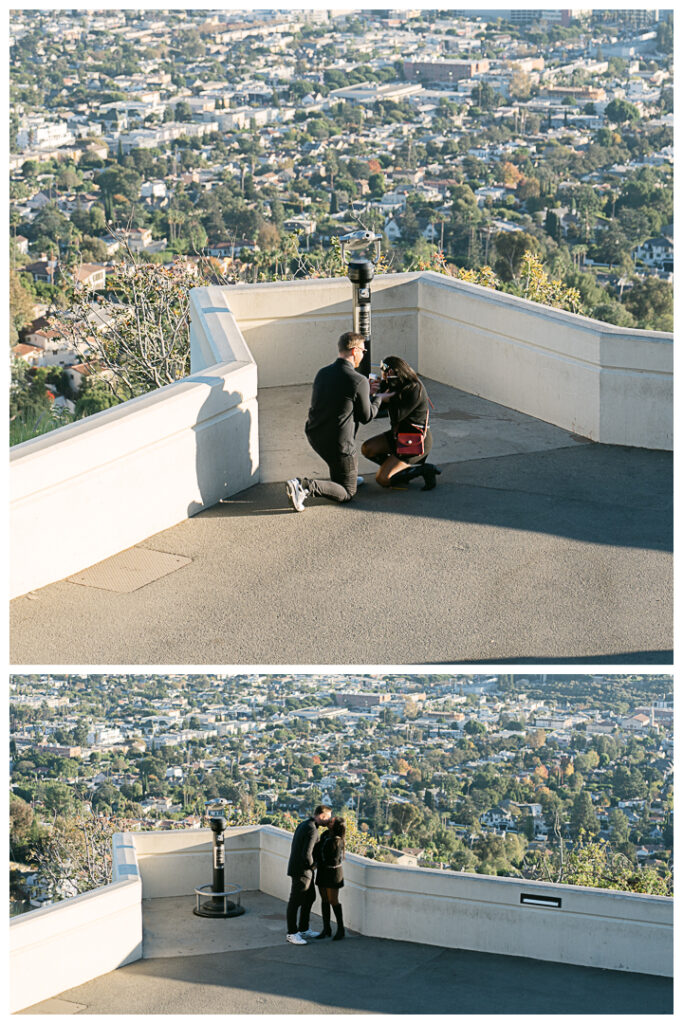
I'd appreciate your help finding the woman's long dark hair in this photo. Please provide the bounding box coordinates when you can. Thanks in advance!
[381,355,421,391]
[331,816,346,856]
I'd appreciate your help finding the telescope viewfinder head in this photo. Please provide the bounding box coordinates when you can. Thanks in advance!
[205,799,228,831]
[340,229,382,266]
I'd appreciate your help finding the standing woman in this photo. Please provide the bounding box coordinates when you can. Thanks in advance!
[314,817,346,940]
[361,356,441,490]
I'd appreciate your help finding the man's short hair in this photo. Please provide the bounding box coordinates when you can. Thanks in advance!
[314,804,332,817]
[338,331,365,354]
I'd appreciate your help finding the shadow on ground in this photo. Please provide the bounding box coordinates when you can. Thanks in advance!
[21,935,673,1015]
[9,441,672,664]
[214,444,672,554]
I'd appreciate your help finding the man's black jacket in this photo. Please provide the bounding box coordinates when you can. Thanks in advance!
[287,817,319,878]
[305,358,381,455]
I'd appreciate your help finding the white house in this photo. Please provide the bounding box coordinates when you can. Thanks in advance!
[632,235,673,272]
[384,217,402,242]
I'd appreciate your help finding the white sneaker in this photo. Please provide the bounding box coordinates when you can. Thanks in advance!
[356,475,365,487]
[301,928,321,939]
[286,932,307,945]
[286,478,309,512]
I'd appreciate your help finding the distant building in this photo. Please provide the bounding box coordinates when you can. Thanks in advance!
[11,343,43,365]
[403,59,490,84]
[16,117,75,152]
[540,85,607,102]
[633,235,673,273]
[24,257,59,285]
[334,692,391,709]
[72,263,107,291]
[283,214,316,236]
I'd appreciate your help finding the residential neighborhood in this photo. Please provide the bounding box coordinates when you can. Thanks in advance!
[9,8,673,442]
[9,673,673,912]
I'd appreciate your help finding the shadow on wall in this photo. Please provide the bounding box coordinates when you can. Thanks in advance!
[187,377,256,519]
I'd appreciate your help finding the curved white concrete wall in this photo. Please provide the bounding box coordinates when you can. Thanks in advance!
[9,876,142,1013]
[220,272,672,448]
[132,825,261,898]
[417,272,672,449]
[10,289,258,598]
[128,823,674,977]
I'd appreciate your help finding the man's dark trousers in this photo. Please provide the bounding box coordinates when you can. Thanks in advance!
[286,875,316,934]
[303,440,358,503]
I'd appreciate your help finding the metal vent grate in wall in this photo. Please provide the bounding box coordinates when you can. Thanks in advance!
[520,893,562,909]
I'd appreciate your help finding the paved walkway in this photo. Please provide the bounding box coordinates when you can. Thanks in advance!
[10,382,672,665]
[20,893,673,1015]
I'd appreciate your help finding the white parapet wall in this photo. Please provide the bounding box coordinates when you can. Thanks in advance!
[416,272,672,450]
[132,825,261,897]
[9,876,142,1013]
[10,287,258,599]
[127,823,675,976]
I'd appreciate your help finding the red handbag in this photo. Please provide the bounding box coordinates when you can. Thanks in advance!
[396,408,429,458]
[396,428,426,457]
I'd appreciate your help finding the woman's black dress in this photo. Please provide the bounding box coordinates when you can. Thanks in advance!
[316,833,345,889]
[384,379,432,465]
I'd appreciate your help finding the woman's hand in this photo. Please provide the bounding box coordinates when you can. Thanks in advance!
[377,391,394,401]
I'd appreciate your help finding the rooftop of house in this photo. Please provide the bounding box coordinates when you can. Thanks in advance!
[10,378,672,665]
[18,891,674,1015]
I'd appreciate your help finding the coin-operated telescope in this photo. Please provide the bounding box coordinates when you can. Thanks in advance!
[193,800,245,919]
[340,230,382,378]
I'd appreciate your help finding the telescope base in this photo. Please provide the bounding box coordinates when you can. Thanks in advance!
[193,899,245,919]
[193,883,245,918]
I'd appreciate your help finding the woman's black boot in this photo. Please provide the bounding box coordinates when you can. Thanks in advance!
[332,904,345,940]
[421,464,441,491]
[315,901,332,938]
[389,467,413,486]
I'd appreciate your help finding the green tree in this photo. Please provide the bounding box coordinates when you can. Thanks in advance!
[493,231,538,282]
[570,792,600,839]
[608,807,631,848]
[621,278,672,332]
[10,270,36,344]
[605,98,640,125]
[174,101,193,122]
[40,781,75,816]
[74,377,119,418]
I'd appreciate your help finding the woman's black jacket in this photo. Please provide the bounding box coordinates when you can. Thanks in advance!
[387,379,430,437]
[315,833,344,887]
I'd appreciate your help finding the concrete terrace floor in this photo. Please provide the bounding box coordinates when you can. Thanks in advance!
[10,380,672,665]
[19,891,673,1015]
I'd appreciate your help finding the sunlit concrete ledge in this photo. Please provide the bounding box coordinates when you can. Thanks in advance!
[10,273,672,598]
[10,291,258,598]
[9,825,673,1013]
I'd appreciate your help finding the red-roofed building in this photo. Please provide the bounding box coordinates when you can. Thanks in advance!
[11,343,43,365]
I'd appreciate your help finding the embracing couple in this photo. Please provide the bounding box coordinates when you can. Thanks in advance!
[286,804,346,945]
